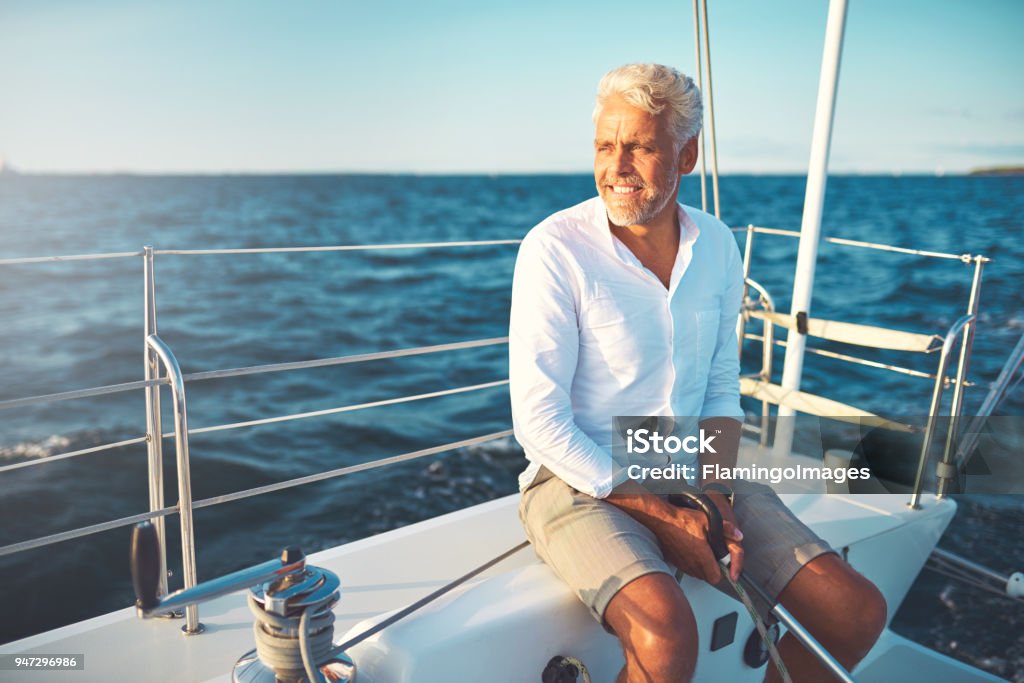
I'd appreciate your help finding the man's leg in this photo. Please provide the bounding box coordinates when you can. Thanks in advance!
[727,481,887,682]
[520,477,696,682]
[604,573,698,683]
[764,553,887,683]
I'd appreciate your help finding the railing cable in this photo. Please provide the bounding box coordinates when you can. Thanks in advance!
[0,430,513,558]
[186,380,509,435]
[183,337,508,383]
[0,251,143,266]
[0,437,149,474]
[155,240,520,256]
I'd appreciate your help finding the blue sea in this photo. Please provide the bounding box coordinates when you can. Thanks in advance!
[0,174,1022,677]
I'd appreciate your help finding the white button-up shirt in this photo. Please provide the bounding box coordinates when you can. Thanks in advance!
[510,196,744,499]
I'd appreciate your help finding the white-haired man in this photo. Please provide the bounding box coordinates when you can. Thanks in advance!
[511,63,886,682]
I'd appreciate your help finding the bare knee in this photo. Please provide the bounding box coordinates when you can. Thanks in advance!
[816,572,887,665]
[840,580,887,662]
[626,609,698,681]
[606,573,699,682]
[780,555,888,669]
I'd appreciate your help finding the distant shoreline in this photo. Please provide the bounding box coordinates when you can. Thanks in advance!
[968,166,1024,176]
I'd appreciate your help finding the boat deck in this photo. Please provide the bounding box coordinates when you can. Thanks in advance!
[1,484,970,682]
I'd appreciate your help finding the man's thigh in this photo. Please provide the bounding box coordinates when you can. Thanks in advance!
[519,477,676,630]
[730,479,836,612]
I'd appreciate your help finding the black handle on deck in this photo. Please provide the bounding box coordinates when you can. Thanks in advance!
[130,521,161,610]
[668,492,730,562]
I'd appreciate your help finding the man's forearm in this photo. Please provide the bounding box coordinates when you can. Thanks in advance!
[606,480,682,533]
[698,416,741,486]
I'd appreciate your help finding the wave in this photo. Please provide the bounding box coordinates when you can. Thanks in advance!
[0,434,71,460]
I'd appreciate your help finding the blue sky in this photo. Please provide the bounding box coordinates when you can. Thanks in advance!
[1,0,1021,174]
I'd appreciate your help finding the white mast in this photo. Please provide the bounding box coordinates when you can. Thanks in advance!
[773,0,849,456]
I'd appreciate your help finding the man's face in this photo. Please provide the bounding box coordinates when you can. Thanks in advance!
[593,95,693,227]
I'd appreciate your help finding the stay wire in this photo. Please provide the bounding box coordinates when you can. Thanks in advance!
[330,540,530,656]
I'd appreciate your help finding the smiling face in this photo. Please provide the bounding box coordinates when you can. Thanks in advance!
[593,95,695,228]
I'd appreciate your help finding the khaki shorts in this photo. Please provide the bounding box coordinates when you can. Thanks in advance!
[519,476,834,630]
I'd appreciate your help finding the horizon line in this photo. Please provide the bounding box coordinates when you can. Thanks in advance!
[0,168,1010,178]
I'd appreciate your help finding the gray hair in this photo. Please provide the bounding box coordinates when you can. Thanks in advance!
[592,63,703,149]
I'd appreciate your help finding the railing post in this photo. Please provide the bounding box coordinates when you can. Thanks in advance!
[736,225,755,359]
[143,246,169,601]
[745,279,775,447]
[909,314,974,509]
[146,334,204,635]
[937,256,987,497]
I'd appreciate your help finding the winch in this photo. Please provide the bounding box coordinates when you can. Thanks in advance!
[131,521,355,683]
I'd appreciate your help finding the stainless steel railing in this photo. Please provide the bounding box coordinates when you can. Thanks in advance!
[145,333,200,632]
[910,314,975,508]
[732,224,988,507]
[0,238,520,633]
[0,227,990,630]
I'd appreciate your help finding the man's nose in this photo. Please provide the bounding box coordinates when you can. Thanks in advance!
[611,147,634,175]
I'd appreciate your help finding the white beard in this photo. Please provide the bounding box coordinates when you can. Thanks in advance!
[600,168,679,227]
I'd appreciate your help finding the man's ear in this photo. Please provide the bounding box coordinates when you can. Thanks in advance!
[678,136,699,175]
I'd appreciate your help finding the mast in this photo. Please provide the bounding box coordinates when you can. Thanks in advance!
[773,0,849,456]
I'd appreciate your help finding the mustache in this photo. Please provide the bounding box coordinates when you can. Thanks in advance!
[601,176,647,188]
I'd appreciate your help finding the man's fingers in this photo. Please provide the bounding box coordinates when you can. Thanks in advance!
[724,520,743,542]
[720,520,744,581]
[727,540,744,581]
[702,548,722,584]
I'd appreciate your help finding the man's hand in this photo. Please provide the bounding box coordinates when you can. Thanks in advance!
[607,481,741,586]
[651,505,724,584]
[706,491,743,582]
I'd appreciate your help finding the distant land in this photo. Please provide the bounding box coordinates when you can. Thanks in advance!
[968,166,1024,176]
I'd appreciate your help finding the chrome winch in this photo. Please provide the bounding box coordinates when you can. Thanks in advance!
[131,521,356,683]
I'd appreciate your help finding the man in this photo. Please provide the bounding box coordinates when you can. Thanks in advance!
[510,64,886,682]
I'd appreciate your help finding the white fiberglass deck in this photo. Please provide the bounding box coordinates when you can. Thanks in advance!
[1,480,984,683]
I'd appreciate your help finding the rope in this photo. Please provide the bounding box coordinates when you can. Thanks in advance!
[248,592,335,681]
[669,491,791,682]
[561,656,592,683]
[300,610,328,683]
[720,568,792,683]
[545,655,593,683]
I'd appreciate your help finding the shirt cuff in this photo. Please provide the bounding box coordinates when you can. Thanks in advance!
[700,396,745,422]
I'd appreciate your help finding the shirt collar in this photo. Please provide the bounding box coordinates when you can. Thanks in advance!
[591,196,702,262]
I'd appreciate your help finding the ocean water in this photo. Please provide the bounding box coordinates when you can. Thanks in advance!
[0,174,1022,677]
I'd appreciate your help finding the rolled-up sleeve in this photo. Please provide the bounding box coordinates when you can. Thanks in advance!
[700,235,745,421]
[509,234,616,498]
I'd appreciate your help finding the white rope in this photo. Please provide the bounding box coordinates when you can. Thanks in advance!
[248,593,334,681]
